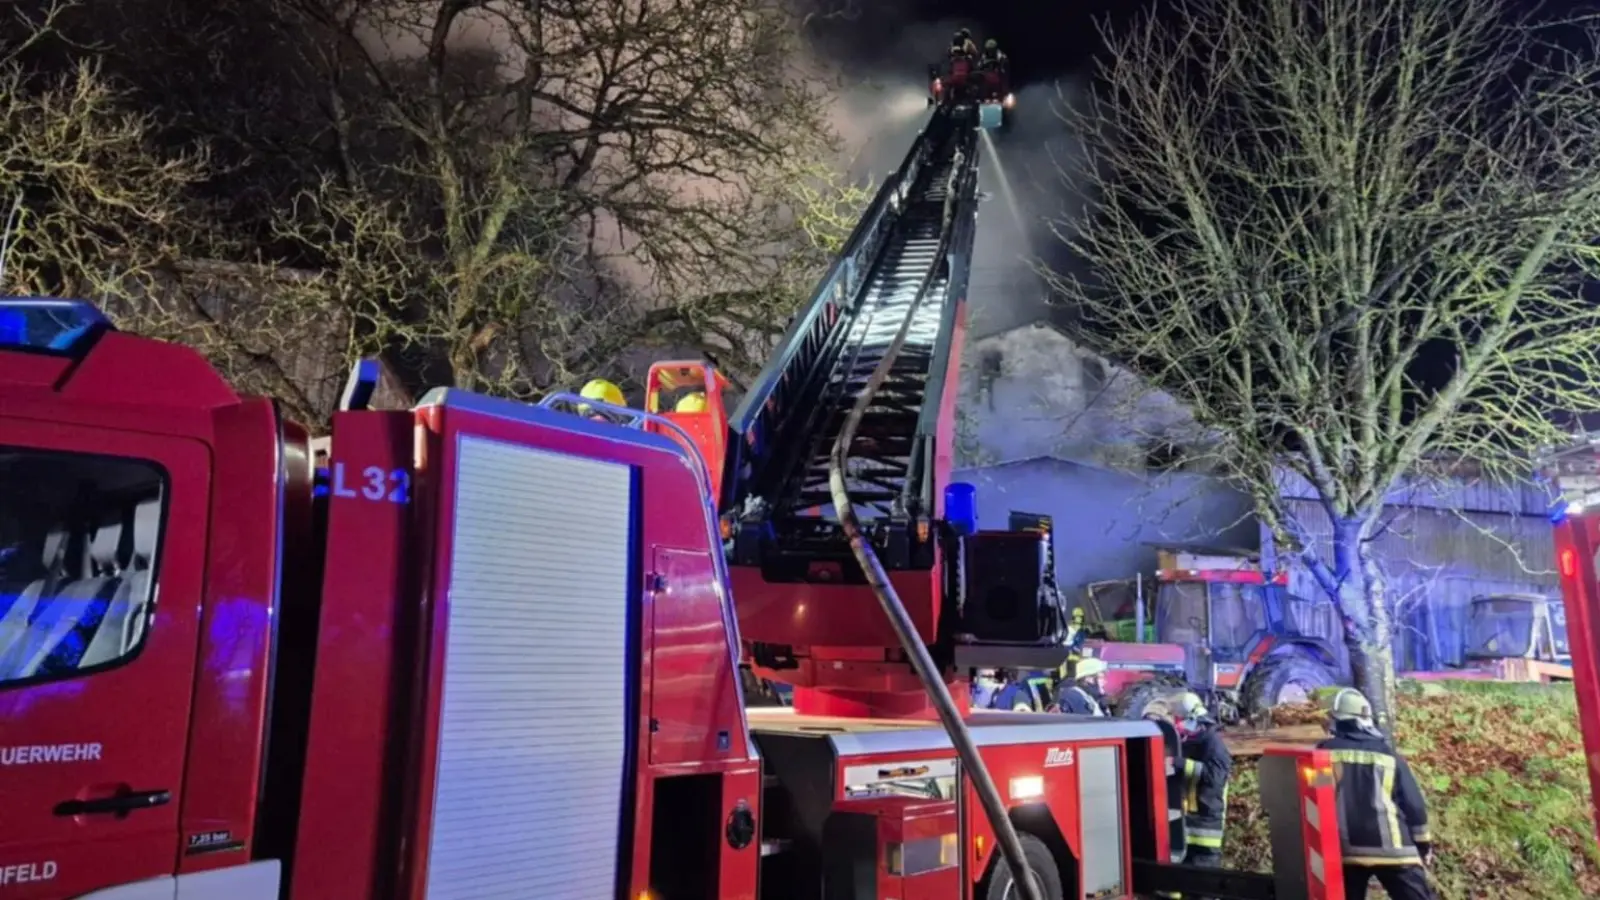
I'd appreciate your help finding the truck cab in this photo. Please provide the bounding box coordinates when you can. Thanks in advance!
[0,298,307,897]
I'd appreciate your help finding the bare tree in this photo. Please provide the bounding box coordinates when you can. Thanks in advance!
[1048,0,1600,722]
[0,19,207,319]
[79,0,853,402]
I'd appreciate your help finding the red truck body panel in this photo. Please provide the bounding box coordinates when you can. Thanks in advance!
[1553,514,1600,845]
[291,409,418,898]
[397,393,759,898]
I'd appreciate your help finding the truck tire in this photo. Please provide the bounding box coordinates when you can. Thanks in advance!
[1111,677,1189,719]
[984,833,1063,900]
[1240,652,1338,720]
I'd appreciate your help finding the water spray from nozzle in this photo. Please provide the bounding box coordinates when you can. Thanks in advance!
[979,128,1028,236]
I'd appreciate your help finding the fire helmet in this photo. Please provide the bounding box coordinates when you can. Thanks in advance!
[580,378,625,407]
[1327,688,1374,723]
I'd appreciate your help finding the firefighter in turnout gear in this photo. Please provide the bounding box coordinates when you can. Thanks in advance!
[1319,689,1438,900]
[1054,607,1088,682]
[951,27,977,59]
[1055,658,1106,716]
[1176,693,1231,869]
[979,38,1006,70]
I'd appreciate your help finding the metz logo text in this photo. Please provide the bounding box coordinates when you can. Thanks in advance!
[1044,748,1074,768]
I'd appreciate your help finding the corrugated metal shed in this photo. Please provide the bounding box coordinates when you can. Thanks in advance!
[1273,466,1554,516]
[1273,493,1558,671]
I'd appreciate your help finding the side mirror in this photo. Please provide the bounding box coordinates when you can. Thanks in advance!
[339,358,381,412]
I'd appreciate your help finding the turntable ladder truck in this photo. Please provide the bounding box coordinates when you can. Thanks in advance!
[0,105,1359,900]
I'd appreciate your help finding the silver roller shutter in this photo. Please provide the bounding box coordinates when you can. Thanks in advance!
[424,434,634,899]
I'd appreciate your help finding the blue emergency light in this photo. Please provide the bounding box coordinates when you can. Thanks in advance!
[944,481,978,536]
[0,298,110,356]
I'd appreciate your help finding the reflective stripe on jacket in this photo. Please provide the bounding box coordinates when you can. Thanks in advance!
[1180,724,1232,848]
[1317,722,1432,866]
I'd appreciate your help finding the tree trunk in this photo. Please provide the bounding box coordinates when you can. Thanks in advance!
[1362,562,1399,732]
[1322,515,1399,732]
[449,339,479,390]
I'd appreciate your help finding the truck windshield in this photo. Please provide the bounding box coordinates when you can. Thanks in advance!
[0,447,166,686]
[1464,600,1536,659]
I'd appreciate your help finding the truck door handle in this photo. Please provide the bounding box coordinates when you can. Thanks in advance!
[54,788,171,817]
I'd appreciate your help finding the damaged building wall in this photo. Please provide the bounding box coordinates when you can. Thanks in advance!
[953,317,1558,670]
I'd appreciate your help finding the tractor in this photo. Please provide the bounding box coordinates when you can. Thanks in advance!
[1082,546,1347,724]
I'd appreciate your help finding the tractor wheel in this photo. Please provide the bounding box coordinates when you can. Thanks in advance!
[1111,678,1189,720]
[1240,652,1339,722]
[984,833,1063,900]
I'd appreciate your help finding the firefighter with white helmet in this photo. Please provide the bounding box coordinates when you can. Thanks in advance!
[1055,657,1107,716]
[1318,688,1437,900]
[1174,692,1232,875]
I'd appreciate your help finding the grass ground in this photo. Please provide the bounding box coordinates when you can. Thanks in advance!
[1221,680,1600,900]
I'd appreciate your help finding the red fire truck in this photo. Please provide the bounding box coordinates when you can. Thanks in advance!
[0,298,1356,900]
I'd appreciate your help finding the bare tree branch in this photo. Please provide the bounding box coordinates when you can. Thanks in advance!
[1046,0,1600,724]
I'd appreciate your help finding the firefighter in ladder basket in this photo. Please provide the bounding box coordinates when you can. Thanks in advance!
[951,27,977,59]
[1319,688,1438,900]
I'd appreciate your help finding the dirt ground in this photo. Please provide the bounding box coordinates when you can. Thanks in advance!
[1222,722,1326,757]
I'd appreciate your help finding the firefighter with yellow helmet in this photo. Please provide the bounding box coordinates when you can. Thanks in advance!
[580,378,625,406]
[1054,606,1088,682]
[675,392,708,413]
[578,378,627,420]
[1055,658,1107,716]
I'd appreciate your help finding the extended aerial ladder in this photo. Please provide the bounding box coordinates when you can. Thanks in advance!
[701,104,1071,726]
[624,98,1341,898]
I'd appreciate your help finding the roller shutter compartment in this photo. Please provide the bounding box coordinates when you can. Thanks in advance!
[424,435,634,899]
